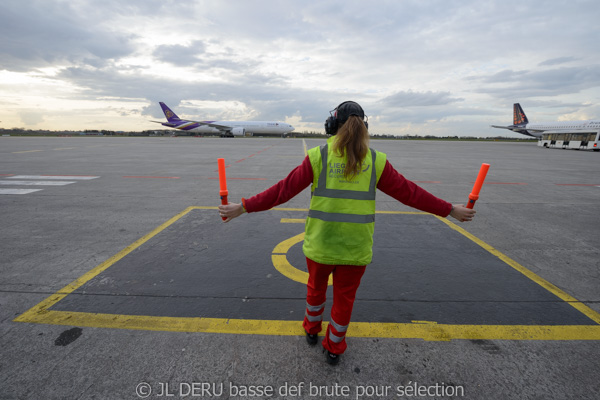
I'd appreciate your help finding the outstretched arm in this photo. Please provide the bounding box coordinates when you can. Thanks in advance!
[377,160,453,217]
[218,156,313,222]
[377,160,476,223]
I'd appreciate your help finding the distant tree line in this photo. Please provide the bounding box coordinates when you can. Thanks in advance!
[0,127,536,141]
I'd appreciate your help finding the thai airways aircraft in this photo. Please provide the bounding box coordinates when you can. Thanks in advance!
[151,102,294,137]
[491,103,600,138]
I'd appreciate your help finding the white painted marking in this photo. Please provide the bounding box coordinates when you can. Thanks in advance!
[7,175,99,180]
[0,180,75,186]
[0,189,44,195]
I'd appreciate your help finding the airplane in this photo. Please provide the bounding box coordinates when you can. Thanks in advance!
[491,103,600,138]
[151,102,295,137]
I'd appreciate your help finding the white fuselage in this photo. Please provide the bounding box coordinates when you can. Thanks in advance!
[187,121,294,135]
[526,120,600,135]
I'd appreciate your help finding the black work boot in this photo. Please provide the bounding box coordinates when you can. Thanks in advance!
[305,332,318,346]
[325,350,340,365]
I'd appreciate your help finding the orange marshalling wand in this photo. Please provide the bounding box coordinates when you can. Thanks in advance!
[467,163,490,209]
[218,158,228,220]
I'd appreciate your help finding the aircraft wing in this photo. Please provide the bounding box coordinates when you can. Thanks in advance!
[151,120,179,127]
[151,117,233,131]
[491,125,545,133]
[185,120,234,132]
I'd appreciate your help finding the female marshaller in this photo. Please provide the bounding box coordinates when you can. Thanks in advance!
[219,101,476,365]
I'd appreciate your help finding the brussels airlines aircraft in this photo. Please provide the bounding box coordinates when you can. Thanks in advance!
[491,103,600,138]
[151,102,294,137]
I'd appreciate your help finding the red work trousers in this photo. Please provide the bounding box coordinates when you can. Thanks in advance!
[302,257,366,355]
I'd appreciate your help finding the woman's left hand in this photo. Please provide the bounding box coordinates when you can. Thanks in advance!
[449,204,476,222]
[218,203,245,222]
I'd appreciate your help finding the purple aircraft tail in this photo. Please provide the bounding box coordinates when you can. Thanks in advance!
[159,102,181,122]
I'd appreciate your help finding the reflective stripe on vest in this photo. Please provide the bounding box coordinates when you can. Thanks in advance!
[307,209,375,224]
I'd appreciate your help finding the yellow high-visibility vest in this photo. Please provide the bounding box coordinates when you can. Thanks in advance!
[303,137,387,265]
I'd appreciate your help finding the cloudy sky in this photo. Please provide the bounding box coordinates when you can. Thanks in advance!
[1,0,599,137]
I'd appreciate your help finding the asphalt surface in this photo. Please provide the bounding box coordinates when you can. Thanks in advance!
[1,136,599,399]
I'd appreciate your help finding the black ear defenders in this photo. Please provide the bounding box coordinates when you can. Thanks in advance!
[324,101,368,135]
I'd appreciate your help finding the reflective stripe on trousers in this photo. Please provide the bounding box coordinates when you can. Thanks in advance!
[306,301,325,313]
[328,318,349,343]
[304,311,323,322]
[305,301,325,322]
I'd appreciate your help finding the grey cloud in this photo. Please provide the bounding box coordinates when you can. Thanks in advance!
[515,99,592,109]
[152,40,263,76]
[538,57,578,67]
[57,63,337,123]
[382,91,464,108]
[153,41,207,66]
[471,65,600,100]
[375,105,493,125]
[475,70,529,84]
[0,1,135,71]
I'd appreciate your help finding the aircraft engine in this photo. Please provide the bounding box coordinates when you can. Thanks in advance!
[231,127,246,136]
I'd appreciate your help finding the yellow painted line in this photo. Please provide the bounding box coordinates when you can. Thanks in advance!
[14,207,600,341]
[280,218,305,223]
[273,232,304,254]
[435,216,600,325]
[53,147,76,150]
[349,322,600,341]
[16,309,600,340]
[189,207,422,215]
[12,150,43,154]
[18,310,304,335]
[272,208,429,214]
[271,232,332,286]
[272,254,319,285]
[376,211,429,215]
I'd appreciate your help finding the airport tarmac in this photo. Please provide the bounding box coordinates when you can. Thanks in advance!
[1,136,599,399]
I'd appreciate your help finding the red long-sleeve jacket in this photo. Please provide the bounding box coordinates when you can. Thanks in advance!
[243,156,452,217]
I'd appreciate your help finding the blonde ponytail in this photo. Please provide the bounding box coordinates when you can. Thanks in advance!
[332,116,370,181]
